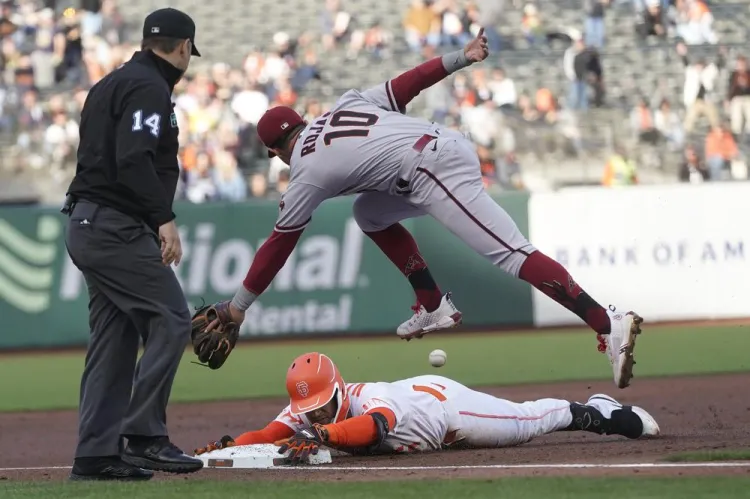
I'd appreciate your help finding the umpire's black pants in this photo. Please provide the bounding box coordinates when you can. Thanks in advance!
[64,200,191,458]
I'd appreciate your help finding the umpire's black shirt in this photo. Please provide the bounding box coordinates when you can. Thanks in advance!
[67,50,183,232]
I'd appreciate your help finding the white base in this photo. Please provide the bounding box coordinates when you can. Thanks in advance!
[194,444,333,469]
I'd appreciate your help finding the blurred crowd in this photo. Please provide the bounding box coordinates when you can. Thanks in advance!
[0,0,744,203]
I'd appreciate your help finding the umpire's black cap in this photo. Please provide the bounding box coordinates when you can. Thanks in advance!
[143,8,201,57]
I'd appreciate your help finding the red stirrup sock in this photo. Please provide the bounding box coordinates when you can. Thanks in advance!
[519,251,611,335]
[364,224,442,312]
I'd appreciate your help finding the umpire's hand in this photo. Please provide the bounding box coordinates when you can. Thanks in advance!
[159,220,183,266]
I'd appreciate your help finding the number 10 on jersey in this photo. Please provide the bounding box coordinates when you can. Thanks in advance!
[323,110,379,145]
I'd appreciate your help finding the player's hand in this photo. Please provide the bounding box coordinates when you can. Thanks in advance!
[275,425,329,465]
[463,27,489,63]
[159,220,182,266]
[205,301,246,332]
[194,435,236,455]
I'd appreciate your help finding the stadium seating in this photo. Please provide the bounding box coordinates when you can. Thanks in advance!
[1,0,748,201]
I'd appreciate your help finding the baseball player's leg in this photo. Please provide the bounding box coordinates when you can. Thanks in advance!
[72,275,140,459]
[446,381,573,448]
[353,192,462,339]
[68,205,199,471]
[565,394,660,439]
[113,249,192,441]
[414,138,640,388]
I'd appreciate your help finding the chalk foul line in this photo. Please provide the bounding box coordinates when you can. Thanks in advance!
[2,462,750,472]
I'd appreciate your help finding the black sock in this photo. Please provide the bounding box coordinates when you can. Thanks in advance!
[407,268,442,312]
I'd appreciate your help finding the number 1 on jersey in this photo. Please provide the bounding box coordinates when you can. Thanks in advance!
[324,110,379,145]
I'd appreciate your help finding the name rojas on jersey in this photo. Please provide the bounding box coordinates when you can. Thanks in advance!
[58,219,366,335]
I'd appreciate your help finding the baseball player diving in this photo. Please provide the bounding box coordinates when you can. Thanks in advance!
[197,28,643,389]
[194,353,660,463]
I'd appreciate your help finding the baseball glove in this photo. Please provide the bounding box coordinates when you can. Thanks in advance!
[191,301,240,370]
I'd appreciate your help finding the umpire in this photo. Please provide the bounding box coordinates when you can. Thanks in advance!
[62,8,203,481]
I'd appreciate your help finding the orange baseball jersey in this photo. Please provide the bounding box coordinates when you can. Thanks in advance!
[274,376,456,453]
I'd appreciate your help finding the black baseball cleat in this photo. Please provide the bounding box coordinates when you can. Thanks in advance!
[565,394,660,439]
[122,436,204,474]
[69,456,154,481]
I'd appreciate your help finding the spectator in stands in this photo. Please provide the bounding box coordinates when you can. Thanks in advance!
[584,0,609,49]
[470,67,492,102]
[213,150,247,202]
[488,68,516,109]
[474,0,502,51]
[535,87,555,120]
[275,168,290,195]
[704,123,739,180]
[16,87,45,134]
[727,55,750,137]
[679,42,720,132]
[521,4,544,47]
[630,96,660,145]
[272,79,298,107]
[321,0,353,51]
[674,0,717,45]
[654,98,685,151]
[678,143,709,183]
[465,99,502,149]
[475,144,498,190]
[363,20,392,59]
[185,152,218,203]
[517,92,541,122]
[497,152,525,190]
[602,145,638,186]
[425,79,453,123]
[231,80,270,129]
[436,0,471,48]
[403,0,441,54]
[290,49,321,92]
[636,0,666,40]
[44,108,78,171]
[564,37,599,110]
[249,171,271,199]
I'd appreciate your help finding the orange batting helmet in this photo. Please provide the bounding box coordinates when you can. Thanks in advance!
[286,352,350,424]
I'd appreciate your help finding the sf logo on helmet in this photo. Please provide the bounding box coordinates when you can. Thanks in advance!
[296,381,310,398]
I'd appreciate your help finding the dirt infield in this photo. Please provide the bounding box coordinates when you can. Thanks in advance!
[1,372,749,482]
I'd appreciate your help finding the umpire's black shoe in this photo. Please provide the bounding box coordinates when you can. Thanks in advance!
[122,436,204,474]
[69,456,154,481]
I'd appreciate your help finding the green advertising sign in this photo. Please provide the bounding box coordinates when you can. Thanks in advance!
[0,193,534,350]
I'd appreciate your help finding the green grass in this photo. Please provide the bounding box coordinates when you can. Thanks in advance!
[1,324,748,412]
[3,477,750,499]
[662,449,750,462]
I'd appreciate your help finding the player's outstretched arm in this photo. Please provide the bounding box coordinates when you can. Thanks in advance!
[194,421,295,454]
[386,27,489,111]
[227,183,327,319]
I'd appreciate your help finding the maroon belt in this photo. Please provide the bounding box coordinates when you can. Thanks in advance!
[413,134,438,153]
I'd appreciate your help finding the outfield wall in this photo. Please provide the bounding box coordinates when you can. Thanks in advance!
[0,184,747,350]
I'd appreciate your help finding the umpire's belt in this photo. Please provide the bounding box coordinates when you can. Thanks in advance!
[64,198,102,222]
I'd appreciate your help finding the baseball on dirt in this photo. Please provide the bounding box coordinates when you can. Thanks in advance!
[429,349,447,367]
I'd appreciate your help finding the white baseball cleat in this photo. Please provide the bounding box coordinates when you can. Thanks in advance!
[397,292,463,341]
[597,306,643,389]
[585,393,661,438]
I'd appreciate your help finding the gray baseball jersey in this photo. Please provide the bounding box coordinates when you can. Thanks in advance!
[274,81,436,232]
[276,80,536,278]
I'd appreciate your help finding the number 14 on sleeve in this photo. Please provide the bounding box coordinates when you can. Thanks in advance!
[132,110,161,137]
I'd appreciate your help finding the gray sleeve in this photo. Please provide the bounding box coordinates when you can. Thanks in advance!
[275,182,328,232]
[358,82,400,113]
